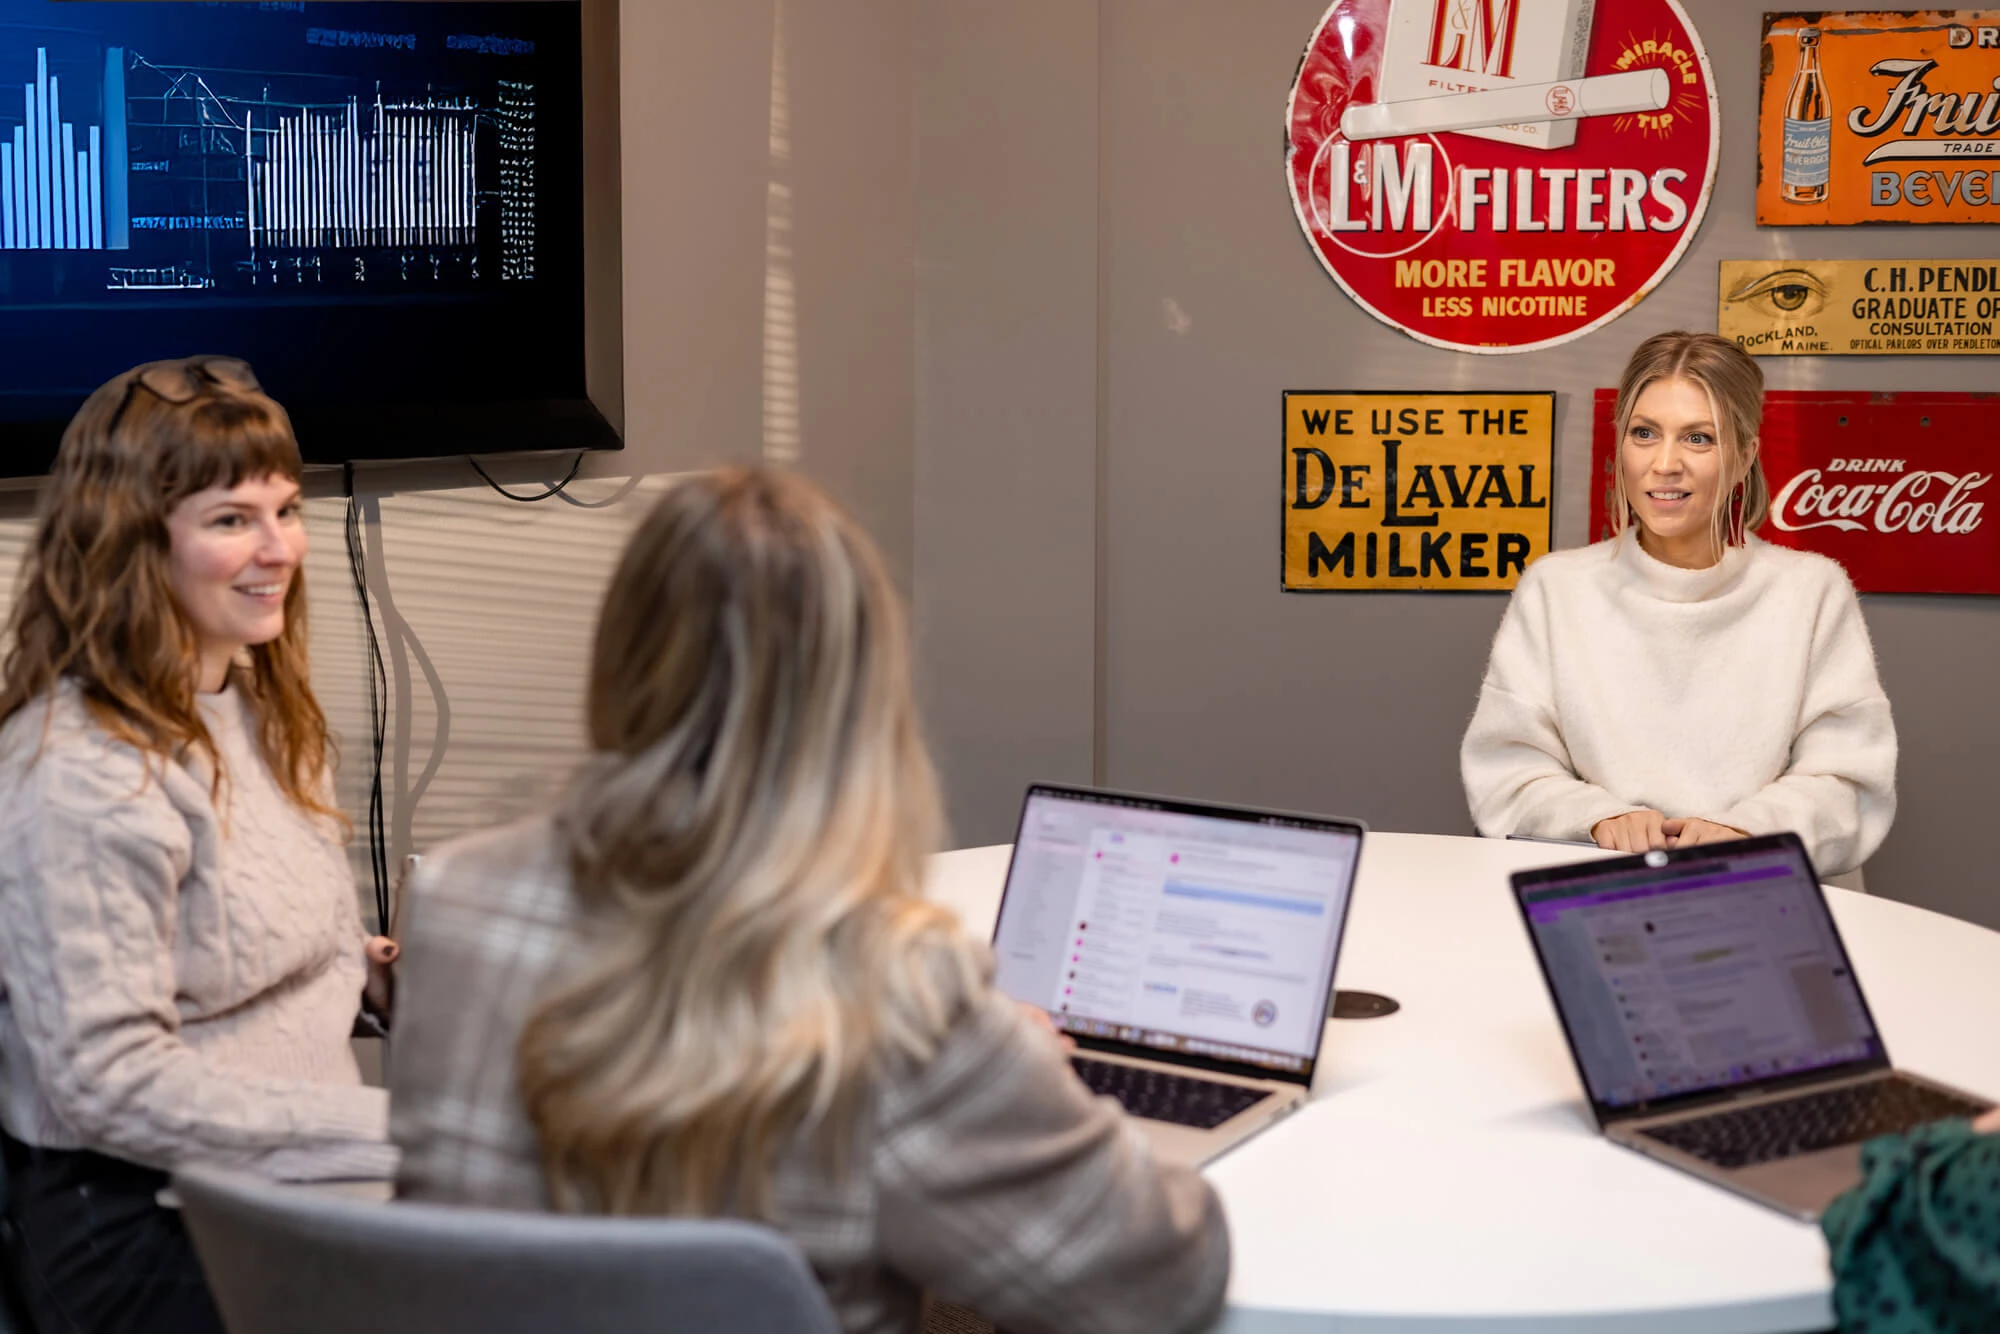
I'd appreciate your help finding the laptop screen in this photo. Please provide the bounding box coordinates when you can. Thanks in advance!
[1515,836,1887,1113]
[992,786,1362,1082]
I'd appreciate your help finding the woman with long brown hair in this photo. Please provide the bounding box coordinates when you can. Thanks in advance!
[388,467,1228,1334]
[1460,331,1896,874]
[0,358,396,1334]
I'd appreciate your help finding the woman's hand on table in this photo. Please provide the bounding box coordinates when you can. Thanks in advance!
[1592,812,1748,852]
[1664,817,1747,848]
[1592,810,1670,853]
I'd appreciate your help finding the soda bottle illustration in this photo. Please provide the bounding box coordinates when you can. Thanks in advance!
[1782,26,1830,203]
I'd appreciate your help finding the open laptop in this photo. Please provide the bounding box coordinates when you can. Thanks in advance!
[1512,832,1992,1220]
[990,784,1363,1165]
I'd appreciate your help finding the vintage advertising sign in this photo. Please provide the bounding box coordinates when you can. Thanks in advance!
[1758,12,2000,225]
[1284,391,1555,591]
[1589,389,2000,594]
[1720,258,2000,353]
[1284,0,1719,353]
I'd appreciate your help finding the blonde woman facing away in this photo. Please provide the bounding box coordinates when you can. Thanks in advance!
[1460,331,1895,876]
[0,359,396,1334]
[387,468,1228,1334]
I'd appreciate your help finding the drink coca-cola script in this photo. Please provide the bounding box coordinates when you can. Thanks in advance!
[1591,390,2000,594]
[1770,463,1989,535]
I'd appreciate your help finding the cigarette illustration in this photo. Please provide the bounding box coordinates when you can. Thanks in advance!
[1340,70,1670,143]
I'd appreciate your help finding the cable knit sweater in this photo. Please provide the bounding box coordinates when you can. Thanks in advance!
[0,681,394,1180]
[1460,532,1897,876]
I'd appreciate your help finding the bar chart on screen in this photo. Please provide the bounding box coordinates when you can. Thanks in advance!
[1,47,115,251]
[0,0,594,472]
[247,97,478,251]
[0,11,547,292]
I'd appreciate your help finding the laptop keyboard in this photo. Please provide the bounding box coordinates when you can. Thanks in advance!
[1638,1079,1987,1170]
[1070,1057,1272,1129]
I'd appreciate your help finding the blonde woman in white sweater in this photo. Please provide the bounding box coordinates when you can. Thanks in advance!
[0,359,396,1334]
[1460,331,1895,877]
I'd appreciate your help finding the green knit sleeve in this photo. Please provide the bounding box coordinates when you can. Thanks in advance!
[1822,1119,2000,1333]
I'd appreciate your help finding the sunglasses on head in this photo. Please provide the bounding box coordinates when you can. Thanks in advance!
[107,356,262,435]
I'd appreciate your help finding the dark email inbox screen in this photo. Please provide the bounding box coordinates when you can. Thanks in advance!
[1522,849,1883,1109]
[0,0,586,471]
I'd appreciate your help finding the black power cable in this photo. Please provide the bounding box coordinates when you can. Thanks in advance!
[342,452,587,927]
[342,466,392,935]
[467,451,585,502]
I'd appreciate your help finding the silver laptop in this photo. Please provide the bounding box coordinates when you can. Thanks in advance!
[991,784,1363,1165]
[1512,832,1992,1220]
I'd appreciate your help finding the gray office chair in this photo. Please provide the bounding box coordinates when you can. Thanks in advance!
[0,1157,17,1334]
[174,1165,841,1334]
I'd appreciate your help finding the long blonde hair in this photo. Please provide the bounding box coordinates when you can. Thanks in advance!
[1609,331,1770,561]
[518,467,984,1218]
[0,358,337,818]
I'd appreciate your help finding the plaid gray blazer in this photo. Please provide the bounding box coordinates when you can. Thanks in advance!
[386,815,1230,1334]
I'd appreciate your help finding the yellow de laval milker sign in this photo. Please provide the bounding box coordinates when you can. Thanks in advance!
[1282,392,1555,591]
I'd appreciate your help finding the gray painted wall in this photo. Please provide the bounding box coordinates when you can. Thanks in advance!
[915,3,1102,845]
[611,0,920,581]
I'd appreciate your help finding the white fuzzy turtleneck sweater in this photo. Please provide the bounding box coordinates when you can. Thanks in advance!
[0,681,394,1180]
[1460,532,1897,876]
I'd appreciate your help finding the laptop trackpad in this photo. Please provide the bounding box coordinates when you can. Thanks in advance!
[1729,1142,1864,1218]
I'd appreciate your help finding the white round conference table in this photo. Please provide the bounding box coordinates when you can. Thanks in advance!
[921,832,2000,1333]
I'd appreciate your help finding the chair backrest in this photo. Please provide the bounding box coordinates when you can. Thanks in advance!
[174,1165,842,1334]
[0,1155,19,1334]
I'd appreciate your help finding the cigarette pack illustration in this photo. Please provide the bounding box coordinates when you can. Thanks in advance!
[1374,0,1599,150]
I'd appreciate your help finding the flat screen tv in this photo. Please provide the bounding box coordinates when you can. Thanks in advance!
[0,0,616,475]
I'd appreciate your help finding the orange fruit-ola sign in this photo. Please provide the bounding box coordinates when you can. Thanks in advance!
[1758,11,2000,224]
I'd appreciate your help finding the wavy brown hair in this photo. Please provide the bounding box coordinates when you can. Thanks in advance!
[517,467,983,1218]
[0,358,338,818]
[1610,331,1771,562]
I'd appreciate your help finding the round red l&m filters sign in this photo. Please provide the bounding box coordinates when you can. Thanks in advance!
[1286,0,1719,352]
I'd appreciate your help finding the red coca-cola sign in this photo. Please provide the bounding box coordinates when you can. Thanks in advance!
[1285,0,1719,353]
[1589,390,2000,594]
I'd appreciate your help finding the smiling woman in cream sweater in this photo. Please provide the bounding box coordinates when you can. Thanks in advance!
[1460,331,1896,876]
[0,359,395,1334]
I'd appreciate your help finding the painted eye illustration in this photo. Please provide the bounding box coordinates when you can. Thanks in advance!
[1727,267,1827,318]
